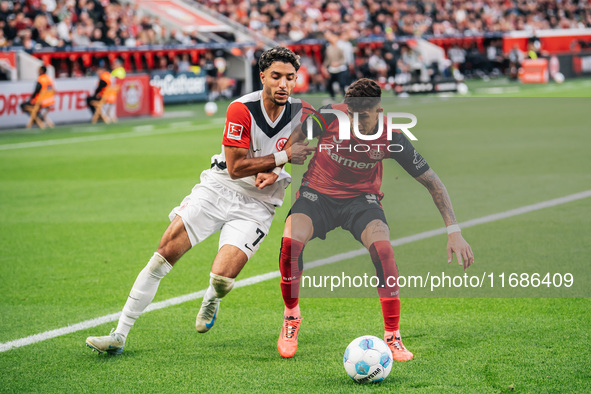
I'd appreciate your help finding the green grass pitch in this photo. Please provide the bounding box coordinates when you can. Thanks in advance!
[0,78,590,392]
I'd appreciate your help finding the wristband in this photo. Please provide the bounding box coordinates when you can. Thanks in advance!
[272,167,282,176]
[446,224,461,235]
[274,151,288,166]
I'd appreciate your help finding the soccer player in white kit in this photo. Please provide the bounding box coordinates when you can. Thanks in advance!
[86,47,316,354]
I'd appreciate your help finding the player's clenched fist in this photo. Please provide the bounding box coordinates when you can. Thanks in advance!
[255,172,278,189]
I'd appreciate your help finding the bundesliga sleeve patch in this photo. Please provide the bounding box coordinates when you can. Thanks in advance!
[226,122,244,140]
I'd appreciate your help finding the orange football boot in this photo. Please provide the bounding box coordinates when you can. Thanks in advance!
[386,332,414,361]
[277,316,301,358]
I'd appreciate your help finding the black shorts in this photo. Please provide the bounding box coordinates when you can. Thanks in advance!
[288,186,388,242]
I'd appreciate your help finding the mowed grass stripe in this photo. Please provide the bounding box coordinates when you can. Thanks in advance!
[1,188,589,353]
[0,120,221,151]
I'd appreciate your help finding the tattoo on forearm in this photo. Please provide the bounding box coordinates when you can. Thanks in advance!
[416,169,457,226]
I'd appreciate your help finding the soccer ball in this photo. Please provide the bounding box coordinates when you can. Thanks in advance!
[343,335,392,383]
[204,101,218,116]
[457,82,469,95]
[553,72,565,84]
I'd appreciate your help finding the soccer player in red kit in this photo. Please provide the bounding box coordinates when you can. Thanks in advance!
[269,78,474,360]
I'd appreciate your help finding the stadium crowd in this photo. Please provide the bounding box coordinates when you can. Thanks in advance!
[206,0,591,42]
[1,0,590,50]
[1,0,590,87]
[0,0,192,49]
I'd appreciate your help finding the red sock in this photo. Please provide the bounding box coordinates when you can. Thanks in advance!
[369,240,400,332]
[279,237,305,311]
[380,298,400,332]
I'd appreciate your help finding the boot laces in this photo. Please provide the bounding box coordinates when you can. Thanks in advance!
[283,318,300,340]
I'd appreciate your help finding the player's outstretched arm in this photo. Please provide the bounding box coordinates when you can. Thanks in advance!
[415,168,475,271]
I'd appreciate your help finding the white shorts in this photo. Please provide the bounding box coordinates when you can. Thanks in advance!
[169,172,275,260]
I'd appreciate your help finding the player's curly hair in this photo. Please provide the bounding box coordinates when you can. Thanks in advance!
[259,46,301,72]
[344,78,382,110]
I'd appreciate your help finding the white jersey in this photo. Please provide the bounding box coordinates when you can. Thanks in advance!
[205,90,308,206]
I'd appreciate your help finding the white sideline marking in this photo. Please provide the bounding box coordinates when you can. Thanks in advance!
[475,87,521,95]
[170,121,193,128]
[132,125,155,132]
[0,123,205,151]
[0,190,589,353]
[162,111,195,119]
[74,126,102,133]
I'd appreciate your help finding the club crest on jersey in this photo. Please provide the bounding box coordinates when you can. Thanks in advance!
[276,137,288,151]
[368,149,385,160]
[227,122,244,140]
[332,135,344,145]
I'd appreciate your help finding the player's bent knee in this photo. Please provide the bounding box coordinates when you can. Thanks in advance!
[156,244,189,266]
[148,252,173,278]
[369,241,398,275]
[369,240,395,261]
[157,217,192,264]
[285,214,314,244]
[361,219,390,247]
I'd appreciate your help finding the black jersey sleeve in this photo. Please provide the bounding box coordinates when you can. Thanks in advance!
[388,132,430,178]
[302,104,338,138]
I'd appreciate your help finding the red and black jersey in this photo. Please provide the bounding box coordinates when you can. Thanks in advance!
[302,103,429,199]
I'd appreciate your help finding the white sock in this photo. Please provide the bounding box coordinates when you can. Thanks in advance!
[203,272,235,303]
[115,253,172,339]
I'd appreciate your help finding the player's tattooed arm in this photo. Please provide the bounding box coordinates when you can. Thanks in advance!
[415,168,475,270]
[415,168,457,226]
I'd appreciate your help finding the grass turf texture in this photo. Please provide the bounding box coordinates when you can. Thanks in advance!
[0,78,590,392]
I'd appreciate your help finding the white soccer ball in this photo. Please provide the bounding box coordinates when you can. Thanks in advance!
[553,72,565,84]
[343,335,393,383]
[457,82,469,95]
[204,101,218,116]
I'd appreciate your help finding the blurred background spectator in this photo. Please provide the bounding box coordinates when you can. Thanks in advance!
[1,0,589,50]
[1,0,589,92]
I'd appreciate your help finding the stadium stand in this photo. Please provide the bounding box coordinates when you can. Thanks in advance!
[2,0,589,49]
[197,0,591,41]
[1,0,590,92]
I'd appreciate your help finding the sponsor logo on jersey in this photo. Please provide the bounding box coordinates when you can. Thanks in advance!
[227,122,244,140]
[302,191,318,202]
[413,150,427,170]
[323,148,378,170]
[365,194,378,204]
